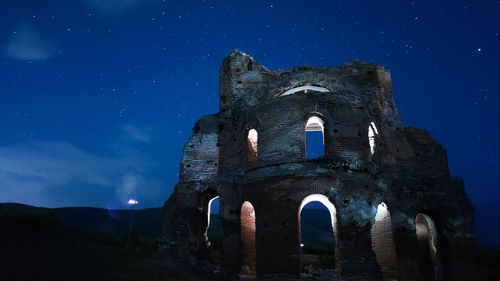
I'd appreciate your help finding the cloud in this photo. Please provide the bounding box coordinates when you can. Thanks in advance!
[84,0,156,14]
[121,125,151,143]
[0,141,164,208]
[5,24,55,61]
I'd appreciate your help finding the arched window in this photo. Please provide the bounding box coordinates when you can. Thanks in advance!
[247,129,258,167]
[280,86,330,97]
[368,122,379,157]
[299,194,337,273]
[371,203,398,279]
[241,201,256,276]
[205,196,221,247]
[305,116,325,159]
[416,213,442,281]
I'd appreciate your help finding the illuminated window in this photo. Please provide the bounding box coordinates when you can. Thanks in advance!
[305,116,325,159]
[247,129,258,167]
[368,122,379,157]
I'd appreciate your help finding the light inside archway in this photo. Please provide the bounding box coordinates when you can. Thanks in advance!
[248,129,258,153]
[305,116,325,158]
[368,122,379,156]
[280,85,330,97]
[205,196,219,245]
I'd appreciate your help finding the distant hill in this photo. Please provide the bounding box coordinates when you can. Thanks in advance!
[1,201,498,249]
[0,203,162,238]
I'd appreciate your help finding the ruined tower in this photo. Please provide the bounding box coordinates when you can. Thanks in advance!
[160,50,476,280]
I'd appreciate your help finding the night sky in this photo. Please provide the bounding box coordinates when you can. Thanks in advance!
[0,0,498,211]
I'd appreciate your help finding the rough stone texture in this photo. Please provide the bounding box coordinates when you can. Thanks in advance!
[160,50,478,280]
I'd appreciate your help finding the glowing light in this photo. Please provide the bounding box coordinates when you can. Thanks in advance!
[374,202,388,221]
[205,196,219,244]
[368,122,379,156]
[127,199,139,205]
[300,243,304,247]
[306,116,324,132]
[248,129,258,149]
[280,85,330,97]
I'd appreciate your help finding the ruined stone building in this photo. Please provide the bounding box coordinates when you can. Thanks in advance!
[160,51,477,280]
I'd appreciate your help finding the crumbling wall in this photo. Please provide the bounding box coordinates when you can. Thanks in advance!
[159,114,219,259]
[161,50,478,281]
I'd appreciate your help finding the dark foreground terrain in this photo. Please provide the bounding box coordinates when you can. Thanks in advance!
[0,203,223,281]
[0,203,499,280]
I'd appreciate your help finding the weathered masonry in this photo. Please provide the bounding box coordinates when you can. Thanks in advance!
[160,50,477,280]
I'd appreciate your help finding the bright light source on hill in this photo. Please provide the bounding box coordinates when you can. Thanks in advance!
[128,199,139,205]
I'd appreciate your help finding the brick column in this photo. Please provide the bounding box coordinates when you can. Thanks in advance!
[337,220,383,280]
[256,200,301,278]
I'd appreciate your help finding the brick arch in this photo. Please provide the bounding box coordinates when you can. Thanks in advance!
[370,202,399,279]
[288,104,334,126]
[267,69,341,99]
[298,194,338,271]
[240,201,257,276]
[416,213,443,281]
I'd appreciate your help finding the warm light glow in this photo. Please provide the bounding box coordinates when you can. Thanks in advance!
[368,122,379,156]
[247,128,258,154]
[127,199,139,205]
[241,201,256,276]
[280,85,330,96]
[248,128,258,143]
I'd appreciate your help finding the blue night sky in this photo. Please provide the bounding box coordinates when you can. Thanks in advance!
[0,0,498,210]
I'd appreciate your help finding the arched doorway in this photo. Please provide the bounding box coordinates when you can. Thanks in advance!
[298,194,337,273]
[370,202,398,279]
[416,213,442,281]
[204,195,222,248]
[240,201,256,276]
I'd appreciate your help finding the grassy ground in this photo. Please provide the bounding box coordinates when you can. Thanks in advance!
[0,211,216,281]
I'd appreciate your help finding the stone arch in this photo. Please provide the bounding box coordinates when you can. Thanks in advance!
[370,202,399,279]
[298,194,338,272]
[240,201,256,276]
[416,213,443,281]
